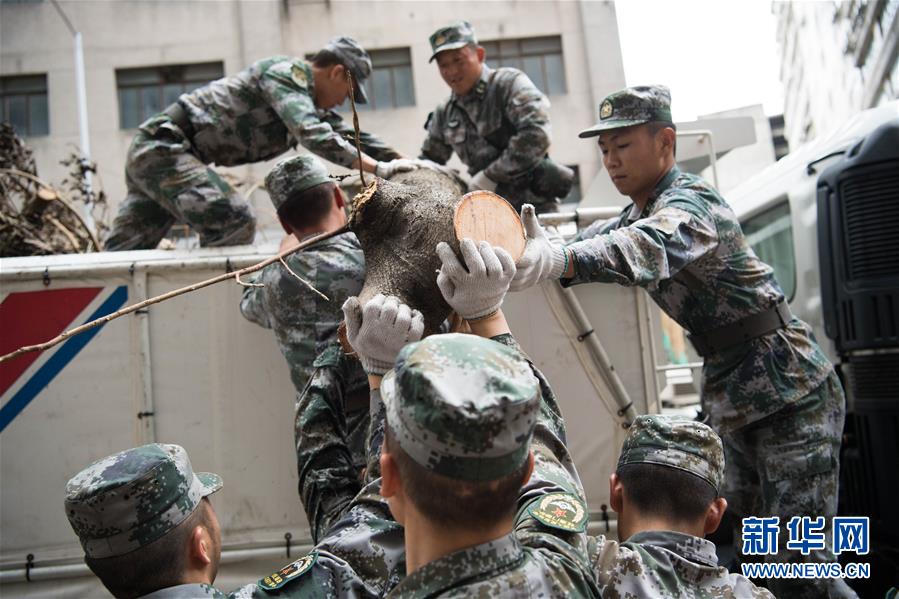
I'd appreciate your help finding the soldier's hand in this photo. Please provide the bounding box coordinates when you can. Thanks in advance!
[342,294,425,375]
[510,204,568,292]
[468,170,498,193]
[436,239,515,320]
[375,158,418,179]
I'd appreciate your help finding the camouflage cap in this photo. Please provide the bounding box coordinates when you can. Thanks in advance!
[323,36,371,104]
[381,333,539,482]
[64,443,222,559]
[578,85,673,138]
[429,21,477,62]
[617,415,724,492]
[265,154,333,212]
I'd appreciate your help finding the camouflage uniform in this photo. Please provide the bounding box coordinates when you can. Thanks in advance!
[233,333,597,598]
[377,333,597,597]
[589,415,774,598]
[420,22,564,213]
[106,38,401,250]
[571,86,851,598]
[228,478,406,599]
[240,156,366,395]
[64,444,227,598]
[295,341,370,543]
[144,585,229,598]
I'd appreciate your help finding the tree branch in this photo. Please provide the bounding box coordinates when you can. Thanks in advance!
[0,226,347,364]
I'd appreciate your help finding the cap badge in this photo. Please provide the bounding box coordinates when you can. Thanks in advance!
[600,100,613,120]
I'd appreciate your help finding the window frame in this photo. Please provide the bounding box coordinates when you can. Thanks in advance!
[0,73,49,137]
[741,198,797,302]
[480,35,567,96]
[337,46,415,112]
[115,61,224,130]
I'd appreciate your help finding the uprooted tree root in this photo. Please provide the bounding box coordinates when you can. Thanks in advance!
[349,168,467,335]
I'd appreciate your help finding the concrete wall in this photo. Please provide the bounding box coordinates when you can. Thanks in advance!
[0,0,625,235]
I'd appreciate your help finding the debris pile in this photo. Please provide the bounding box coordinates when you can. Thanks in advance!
[0,123,107,256]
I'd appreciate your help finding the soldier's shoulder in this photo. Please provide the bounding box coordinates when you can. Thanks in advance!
[256,56,313,91]
[250,552,323,597]
[526,492,589,533]
[657,175,719,218]
[252,55,296,72]
[325,230,363,251]
[491,66,527,83]
[492,67,542,93]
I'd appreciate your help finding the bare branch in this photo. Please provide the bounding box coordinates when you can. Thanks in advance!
[278,254,329,301]
[47,216,80,252]
[234,272,264,288]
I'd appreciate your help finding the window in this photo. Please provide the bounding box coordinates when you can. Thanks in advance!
[116,62,224,129]
[742,200,796,300]
[481,36,567,95]
[1,74,49,136]
[338,47,415,112]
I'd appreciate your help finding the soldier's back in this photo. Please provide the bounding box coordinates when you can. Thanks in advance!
[591,530,773,598]
[387,534,596,598]
[254,231,365,392]
[179,56,310,165]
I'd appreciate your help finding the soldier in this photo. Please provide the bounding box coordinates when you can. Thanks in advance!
[240,155,365,396]
[233,241,598,597]
[510,85,853,598]
[344,242,597,596]
[106,37,415,251]
[591,414,773,598]
[293,338,371,543]
[64,443,227,598]
[419,21,573,213]
[237,155,370,531]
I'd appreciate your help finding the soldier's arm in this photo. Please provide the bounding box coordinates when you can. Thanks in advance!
[570,207,629,243]
[418,109,453,165]
[483,74,551,185]
[564,195,719,288]
[258,62,362,168]
[295,350,363,543]
[239,271,272,329]
[489,332,598,594]
[320,110,402,162]
[228,476,405,598]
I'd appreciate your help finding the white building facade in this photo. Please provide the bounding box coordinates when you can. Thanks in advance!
[774,0,898,148]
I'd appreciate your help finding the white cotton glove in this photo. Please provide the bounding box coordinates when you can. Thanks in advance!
[468,170,498,193]
[436,238,516,320]
[510,204,569,292]
[342,294,425,375]
[375,158,418,179]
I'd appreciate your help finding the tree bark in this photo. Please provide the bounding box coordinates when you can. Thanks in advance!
[349,168,466,334]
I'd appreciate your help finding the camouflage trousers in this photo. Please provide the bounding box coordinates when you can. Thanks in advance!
[724,371,857,599]
[105,114,255,250]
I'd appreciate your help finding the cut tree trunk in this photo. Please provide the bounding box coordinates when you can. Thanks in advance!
[349,168,524,335]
